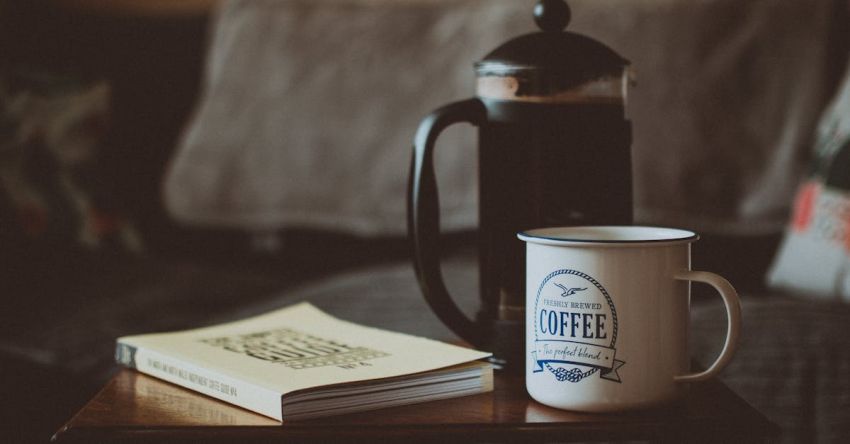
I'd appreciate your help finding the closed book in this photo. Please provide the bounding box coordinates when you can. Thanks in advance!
[115,303,493,421]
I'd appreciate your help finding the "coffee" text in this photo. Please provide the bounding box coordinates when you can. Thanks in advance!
[539,309,607,339]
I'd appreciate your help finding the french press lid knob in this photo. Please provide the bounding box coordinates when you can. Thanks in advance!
[475,0,629,104]
[534,0,571,33]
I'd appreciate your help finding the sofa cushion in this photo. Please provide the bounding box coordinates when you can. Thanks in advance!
[692,296,850,443]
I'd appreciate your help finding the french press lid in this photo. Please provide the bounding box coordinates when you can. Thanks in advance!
[475,0,630,104]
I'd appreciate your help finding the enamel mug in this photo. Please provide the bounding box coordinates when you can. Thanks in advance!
[517,226,741,412]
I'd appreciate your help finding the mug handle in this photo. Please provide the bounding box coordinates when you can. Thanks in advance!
[673,270,742,383]
[408,98,487,346]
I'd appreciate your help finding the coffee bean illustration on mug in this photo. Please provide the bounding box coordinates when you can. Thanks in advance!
[532,270,625,384]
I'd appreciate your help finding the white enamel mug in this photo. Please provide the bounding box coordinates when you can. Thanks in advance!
[517,226,741,412]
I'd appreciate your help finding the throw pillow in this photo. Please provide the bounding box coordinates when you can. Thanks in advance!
[165,0,844,236]
[0,67,141,252]
[767,63,850,302]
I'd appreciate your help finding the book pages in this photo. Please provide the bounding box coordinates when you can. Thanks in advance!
[118,303,491,396]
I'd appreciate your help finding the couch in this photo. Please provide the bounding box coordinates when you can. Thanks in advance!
[2,1,850,443]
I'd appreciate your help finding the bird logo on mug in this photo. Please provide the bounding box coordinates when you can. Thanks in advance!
[532,269,625,383]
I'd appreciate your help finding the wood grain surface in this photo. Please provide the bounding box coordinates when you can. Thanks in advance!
[53,368,778,443]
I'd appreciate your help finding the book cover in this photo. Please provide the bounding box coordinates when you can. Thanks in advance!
[115,303,492,421]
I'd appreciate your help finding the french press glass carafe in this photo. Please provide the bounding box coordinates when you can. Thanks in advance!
[409,0,633,370]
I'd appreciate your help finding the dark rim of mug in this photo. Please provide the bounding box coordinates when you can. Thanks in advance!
[517,226,699,246]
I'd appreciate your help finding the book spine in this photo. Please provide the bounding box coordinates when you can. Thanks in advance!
[115,341,283,421]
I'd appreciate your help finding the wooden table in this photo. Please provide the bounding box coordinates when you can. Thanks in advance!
[53,368,778,443]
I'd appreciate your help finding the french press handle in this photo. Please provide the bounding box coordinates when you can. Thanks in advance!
[408,98,487,346]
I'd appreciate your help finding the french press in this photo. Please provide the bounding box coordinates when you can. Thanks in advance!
[409,0,633,370]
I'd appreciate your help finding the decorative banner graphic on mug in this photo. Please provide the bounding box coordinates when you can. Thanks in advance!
[532,269,625,383]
